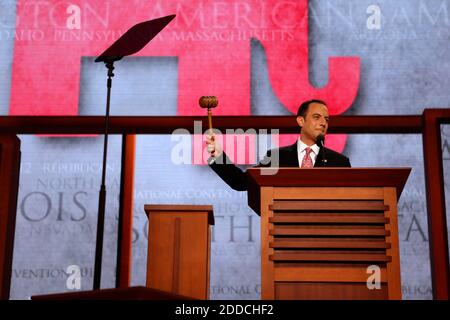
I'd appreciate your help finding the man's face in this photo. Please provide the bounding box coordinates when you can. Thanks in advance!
[296,102,329,143]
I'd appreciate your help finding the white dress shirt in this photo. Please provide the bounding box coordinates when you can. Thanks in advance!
[297,138,320,167]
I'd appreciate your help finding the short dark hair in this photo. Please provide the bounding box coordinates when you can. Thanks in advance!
[296,99,327,117]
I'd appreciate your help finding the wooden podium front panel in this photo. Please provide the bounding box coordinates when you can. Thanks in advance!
[145,206,213,300]
[261,187,401,300]
[275,282,388,300]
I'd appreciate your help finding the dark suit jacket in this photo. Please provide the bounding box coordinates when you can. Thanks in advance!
[209,142,351,191]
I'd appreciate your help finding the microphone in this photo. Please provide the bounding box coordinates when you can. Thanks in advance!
[316,134,327,166]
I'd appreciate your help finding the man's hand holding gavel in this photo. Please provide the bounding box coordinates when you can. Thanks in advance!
[199,96,223,160]
[205,134,223,159]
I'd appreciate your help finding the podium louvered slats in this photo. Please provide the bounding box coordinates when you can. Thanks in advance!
[270,226,389,237]
[269,200,389,212]
[270,239,391,249]
[269,214,389,224]
[269,199,391,266]
[269,252,392,263]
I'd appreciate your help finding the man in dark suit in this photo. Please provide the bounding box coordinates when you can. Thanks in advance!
[206,99,351,191]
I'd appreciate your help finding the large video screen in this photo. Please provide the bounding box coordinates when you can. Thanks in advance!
[1,0,449,299]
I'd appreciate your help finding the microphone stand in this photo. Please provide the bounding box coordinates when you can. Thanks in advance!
[93,60,116,290]
[321,148,327,167]
[317,135,327,167]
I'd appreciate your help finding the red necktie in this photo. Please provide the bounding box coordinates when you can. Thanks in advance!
[301,147,313,168]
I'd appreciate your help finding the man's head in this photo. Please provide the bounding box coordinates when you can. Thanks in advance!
[296,99,329,146]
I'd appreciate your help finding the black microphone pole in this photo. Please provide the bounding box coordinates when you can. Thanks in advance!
[93,60,115,290]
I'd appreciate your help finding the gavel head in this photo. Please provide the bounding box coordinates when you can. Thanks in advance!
[199,96,218,109]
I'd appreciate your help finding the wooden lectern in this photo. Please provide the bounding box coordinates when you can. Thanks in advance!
[247,168,410,300]
[0,135,21,300]
[144,205,214,300]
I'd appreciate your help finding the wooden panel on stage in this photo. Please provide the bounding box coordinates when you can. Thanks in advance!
[247,168,410,300]
[144,205,214,300]
[31,286,194,300]
[0,134,20,300]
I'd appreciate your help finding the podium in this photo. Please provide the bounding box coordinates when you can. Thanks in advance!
[32,204,213,300]
[247,168,410,300]
[144,205,214,299]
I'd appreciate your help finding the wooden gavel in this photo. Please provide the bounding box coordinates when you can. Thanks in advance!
[199,96,218,134]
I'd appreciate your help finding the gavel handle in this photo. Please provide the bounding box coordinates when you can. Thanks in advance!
[207,108,213,134]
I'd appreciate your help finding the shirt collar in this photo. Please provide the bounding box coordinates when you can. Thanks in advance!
[297,137,320,155]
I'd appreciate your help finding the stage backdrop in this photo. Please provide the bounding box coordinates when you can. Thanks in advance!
[0,0,449,299]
